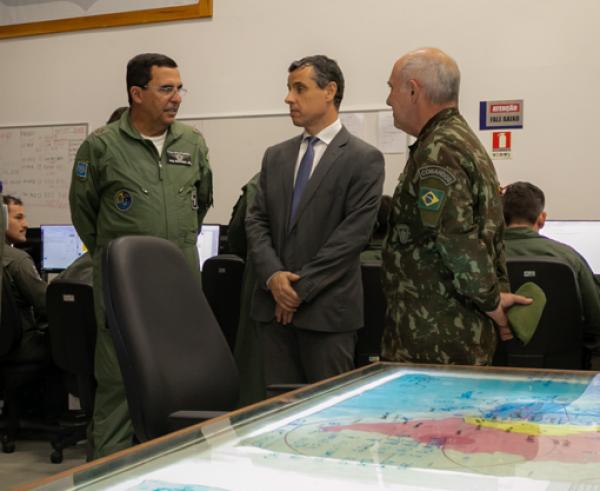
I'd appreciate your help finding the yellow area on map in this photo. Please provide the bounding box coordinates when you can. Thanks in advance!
[464,416,600,437]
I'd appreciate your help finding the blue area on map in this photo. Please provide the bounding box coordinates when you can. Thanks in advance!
[310,372,600,426]
[130,480,228,491]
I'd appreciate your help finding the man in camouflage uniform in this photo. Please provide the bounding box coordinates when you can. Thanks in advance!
[69,53,212,458]
[381,48,530,365]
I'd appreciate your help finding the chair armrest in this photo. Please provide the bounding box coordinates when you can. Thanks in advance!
[167,410,228,432]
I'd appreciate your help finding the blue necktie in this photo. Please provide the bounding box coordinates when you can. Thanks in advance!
[290,136,318,225]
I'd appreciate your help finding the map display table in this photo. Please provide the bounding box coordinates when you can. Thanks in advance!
[23,363,600,490]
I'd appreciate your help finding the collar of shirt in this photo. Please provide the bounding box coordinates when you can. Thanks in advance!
[295,119,342,180]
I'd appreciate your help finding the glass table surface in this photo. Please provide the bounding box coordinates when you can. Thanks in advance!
[25,363,600,491]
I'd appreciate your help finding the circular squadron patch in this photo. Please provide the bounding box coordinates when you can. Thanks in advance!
[114,190,133,211]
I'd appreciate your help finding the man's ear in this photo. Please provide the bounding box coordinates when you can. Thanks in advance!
[408,79,419,101]
[130,86,143,104]
[536,211,547,230]
[325,81,337,103]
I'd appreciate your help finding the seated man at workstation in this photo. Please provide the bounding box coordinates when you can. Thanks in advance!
[502,181,600,349]
[2,195,49,363]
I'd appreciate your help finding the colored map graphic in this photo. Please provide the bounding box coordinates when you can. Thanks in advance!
[240,371,600,483]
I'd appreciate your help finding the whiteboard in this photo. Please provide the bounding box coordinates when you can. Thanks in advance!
[0,123,88,226]
[181,111,407,224]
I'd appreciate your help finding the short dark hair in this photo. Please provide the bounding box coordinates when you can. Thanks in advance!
[126,53,178,105]
[502,181,545,226]
[2,195,23,206]
[289,55,344,109]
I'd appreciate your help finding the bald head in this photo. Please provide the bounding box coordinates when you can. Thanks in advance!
[387,47,461,136]
[393,48,460,105]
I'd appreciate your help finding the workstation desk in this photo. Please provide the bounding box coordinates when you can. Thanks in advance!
[20,363,600,491]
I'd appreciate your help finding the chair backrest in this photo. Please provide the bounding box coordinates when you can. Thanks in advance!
[493,256,586,369]
[355,261,386,367]
[0,269,23,359]
[46,279,96,412]
[201,254,245,351]
[103,236,239,442]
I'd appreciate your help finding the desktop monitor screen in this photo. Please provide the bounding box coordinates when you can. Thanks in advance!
[197,224,220,270]
[41,224,85,271]
[541,220,600,274]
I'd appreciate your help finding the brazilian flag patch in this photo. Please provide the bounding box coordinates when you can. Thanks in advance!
[417,186,445,211]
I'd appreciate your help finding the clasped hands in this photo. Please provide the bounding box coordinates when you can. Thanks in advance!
[268,271,301,325]
[486,292,533,341]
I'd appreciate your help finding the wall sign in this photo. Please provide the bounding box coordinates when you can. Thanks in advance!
[480,99,523,130]
[491,131,512,160]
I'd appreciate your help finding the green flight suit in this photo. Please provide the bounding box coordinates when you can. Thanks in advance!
[381,108,509,366]
[505,227,600,348]
[229,173,265,406]
[360,237,383,262]
[69,109,212,458]
[2,245,48,363]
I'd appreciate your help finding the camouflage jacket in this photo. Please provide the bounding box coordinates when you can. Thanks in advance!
[381,107,509,365]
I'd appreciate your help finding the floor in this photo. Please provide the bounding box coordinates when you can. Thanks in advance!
[0,439,86,490]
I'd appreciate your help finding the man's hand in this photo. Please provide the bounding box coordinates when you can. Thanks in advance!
[275,303,294,325]
[268,271,301,310]
[486,292,533,341]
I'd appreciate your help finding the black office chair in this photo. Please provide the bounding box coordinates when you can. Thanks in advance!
[202,254,245,351]
[0,267,30,453]
[103,236,239,442]
[46,279,97,462]
[355,261,386,367]
[493,256,588,369]
[0,269,60,457]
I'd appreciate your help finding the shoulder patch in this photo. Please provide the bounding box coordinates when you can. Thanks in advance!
[418,186,445,211]
[75,161,88,180]
[418,165,456,186]
[114,190,133,211]
[92,126,107,136]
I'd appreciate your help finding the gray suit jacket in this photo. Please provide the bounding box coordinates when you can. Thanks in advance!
[246,126,385,332]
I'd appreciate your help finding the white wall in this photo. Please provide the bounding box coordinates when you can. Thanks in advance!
[1,0,598,224]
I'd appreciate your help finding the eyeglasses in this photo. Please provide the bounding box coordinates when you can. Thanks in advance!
[142,84,188,97]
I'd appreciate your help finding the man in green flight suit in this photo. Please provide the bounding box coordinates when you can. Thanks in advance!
[2,195,49,364]
[381,47,531,365]
[69,53,212,458]
[502,181,600,349]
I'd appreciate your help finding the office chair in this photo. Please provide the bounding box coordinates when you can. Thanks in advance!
[46,279,97,462]
[493,256,588,369]
[202,254,245,351]
[103,236,239,442]
[355,261,386,367]
[0,269,61,458]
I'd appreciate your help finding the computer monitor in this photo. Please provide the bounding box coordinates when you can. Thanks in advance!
[197,224,220,270]
[41,224,85,272]
[541,220,600,274]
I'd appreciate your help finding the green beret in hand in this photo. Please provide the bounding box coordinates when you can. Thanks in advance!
[506,282,547,345]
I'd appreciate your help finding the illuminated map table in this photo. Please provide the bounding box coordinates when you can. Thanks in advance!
[24,363,600,490]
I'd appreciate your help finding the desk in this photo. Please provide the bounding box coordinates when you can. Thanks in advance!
[22,363,600,490]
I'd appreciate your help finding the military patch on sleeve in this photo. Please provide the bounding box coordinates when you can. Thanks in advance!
[114,190,133,211]
[418,186,445,211]
[75,161,88,180]
[418,165,456,186]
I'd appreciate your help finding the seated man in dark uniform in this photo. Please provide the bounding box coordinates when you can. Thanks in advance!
[2,195,49,362]
[502,181,600,349]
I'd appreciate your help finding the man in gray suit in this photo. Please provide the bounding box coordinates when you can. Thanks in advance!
[246,55,385,386]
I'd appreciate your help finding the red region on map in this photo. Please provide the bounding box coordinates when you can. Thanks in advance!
[322,417,600,463]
